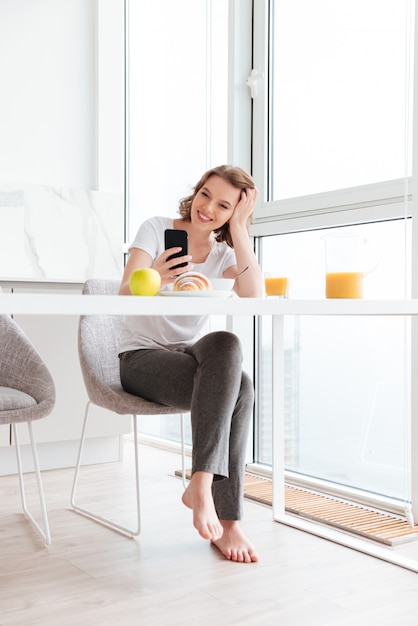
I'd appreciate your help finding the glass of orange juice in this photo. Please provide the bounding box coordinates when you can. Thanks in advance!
[264,273,289,298]
[322,233,378,299]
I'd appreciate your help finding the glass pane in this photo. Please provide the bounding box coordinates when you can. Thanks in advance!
[270,0,412,200]
[127,0,228,240]
[258,219,410,501]
[138,413,192,447]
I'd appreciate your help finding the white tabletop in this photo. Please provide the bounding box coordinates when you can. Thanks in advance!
[0,292,418,316]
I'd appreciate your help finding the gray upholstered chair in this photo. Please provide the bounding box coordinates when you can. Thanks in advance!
[71,278,187,537]
[0,312,56,546]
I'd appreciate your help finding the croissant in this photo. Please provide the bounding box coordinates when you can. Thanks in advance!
[173,271,212,292]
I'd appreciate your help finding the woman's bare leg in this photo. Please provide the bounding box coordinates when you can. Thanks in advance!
[211,520,259,563]
[182,476,259,563]
[182,471,223,541]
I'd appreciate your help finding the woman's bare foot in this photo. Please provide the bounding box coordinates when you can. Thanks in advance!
[211,520,259,563]
[182,471,224,541]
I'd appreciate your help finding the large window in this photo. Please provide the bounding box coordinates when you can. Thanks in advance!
[252,0,414,508]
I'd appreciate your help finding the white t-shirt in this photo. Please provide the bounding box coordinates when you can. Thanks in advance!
[119,216,236,352]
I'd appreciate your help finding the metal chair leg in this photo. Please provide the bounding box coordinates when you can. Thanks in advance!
[70,402,141,537]
[180,412,188,489]
[13,423,51,546]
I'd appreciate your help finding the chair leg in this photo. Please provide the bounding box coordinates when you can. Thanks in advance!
[180,412,188,489]
[13,423,51,546]
[70,402,141,537]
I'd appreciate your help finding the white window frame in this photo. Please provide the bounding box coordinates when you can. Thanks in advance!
[227,0,253,169]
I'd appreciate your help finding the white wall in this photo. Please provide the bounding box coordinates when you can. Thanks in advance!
[0,0,124,192]
[0,0,125,280]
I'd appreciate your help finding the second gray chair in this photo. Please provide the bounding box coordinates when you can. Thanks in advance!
[0,312,56,545]
[71,278,187,537]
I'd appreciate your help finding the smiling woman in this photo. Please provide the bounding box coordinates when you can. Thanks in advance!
[117,164,262,562]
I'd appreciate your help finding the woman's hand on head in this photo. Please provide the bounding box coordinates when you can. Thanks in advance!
[229,187,259,228]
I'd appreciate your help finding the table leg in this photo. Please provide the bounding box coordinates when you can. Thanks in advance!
[272,313,285,521]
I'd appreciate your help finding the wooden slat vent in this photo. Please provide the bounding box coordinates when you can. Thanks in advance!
[176,469,418,546]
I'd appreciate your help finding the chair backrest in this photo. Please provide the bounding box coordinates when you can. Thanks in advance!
[79,278,184,416]
[0,314,56,423]
[78,279,123,406]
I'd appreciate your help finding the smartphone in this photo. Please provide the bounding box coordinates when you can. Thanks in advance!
[164,229,188,270]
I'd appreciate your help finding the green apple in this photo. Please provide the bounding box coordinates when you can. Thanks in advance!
[129,268,161,296]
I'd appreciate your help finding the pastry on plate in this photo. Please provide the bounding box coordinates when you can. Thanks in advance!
[173,271,212,292]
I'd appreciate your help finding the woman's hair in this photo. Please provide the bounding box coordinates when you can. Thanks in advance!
[178,164,256,248]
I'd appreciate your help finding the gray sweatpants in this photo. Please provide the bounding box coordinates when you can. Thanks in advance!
[119,331,254,520]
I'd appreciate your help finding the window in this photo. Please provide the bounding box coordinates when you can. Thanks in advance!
[252,0,414,509]
[258,219,410,501]
[270,0,412,200]
[126,0,228,241]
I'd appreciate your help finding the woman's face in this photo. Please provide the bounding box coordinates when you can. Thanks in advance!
[190,175,241,232]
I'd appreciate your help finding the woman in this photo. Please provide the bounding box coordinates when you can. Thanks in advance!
[119,165,263,563]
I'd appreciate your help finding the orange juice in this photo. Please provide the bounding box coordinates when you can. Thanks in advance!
[265,276,288,297]
[326,272,363,298]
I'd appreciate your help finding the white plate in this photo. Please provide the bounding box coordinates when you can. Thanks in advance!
[158,290,233,298]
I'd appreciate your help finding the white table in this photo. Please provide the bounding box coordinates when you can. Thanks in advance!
[2,292,418,571]
[2,292,418,316]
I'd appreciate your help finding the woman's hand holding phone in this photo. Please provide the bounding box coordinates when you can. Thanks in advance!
[152,232,193,287]
[153,249,193,287]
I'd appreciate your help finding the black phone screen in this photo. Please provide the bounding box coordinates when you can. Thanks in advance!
[164,229,188,270]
